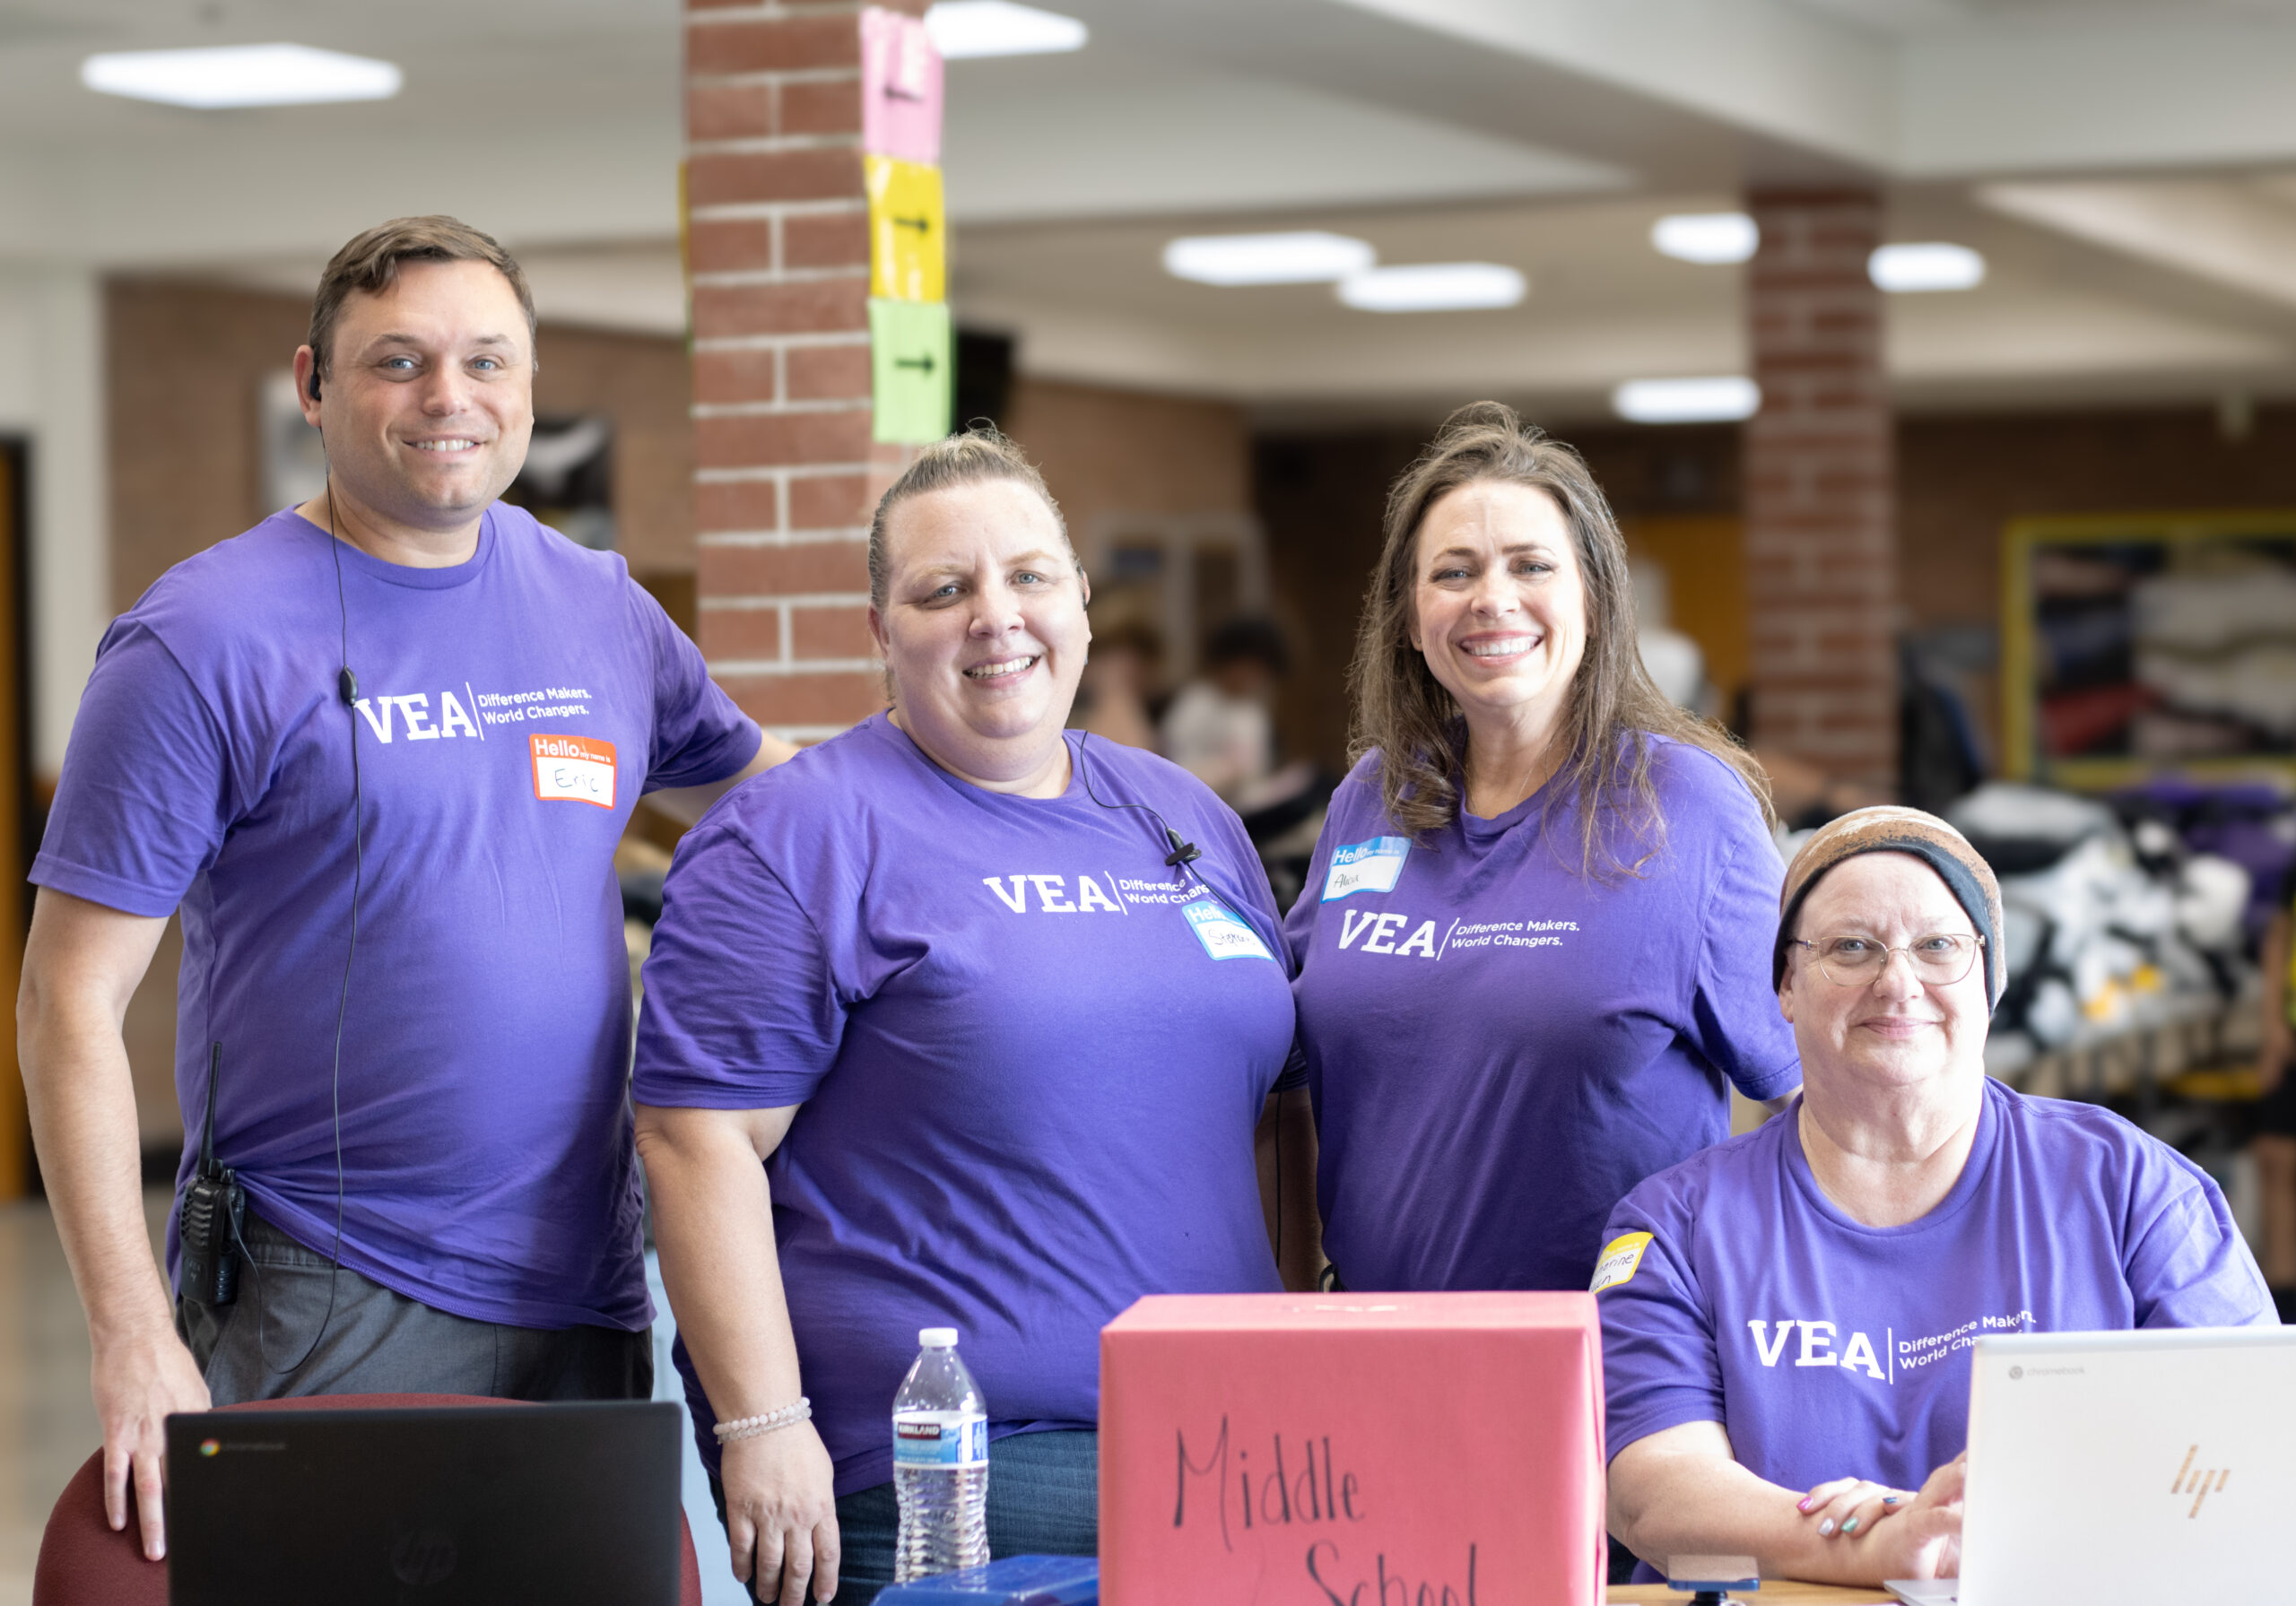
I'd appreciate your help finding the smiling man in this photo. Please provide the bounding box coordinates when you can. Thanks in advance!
[19,217,788,1560]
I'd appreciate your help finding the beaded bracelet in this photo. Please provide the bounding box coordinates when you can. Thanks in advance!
[714,1397,813,1444]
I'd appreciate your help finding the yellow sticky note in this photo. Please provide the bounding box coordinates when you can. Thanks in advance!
[1589,1231,1653,1293]
[865,154,946,303]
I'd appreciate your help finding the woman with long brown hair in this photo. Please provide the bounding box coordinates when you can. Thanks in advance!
[1283,402,1800,1294]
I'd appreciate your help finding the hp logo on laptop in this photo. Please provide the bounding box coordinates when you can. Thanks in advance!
[391,1529,459,1585]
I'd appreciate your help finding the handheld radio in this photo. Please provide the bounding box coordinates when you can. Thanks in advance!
[178,1041,245,1307]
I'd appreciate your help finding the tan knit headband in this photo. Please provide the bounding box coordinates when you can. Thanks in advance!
[1774,805,2006,1008]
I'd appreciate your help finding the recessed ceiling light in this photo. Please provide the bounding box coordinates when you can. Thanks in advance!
[1869,241,1986,292]
[924,1,1087,58]
[1652,213,1758,265]
[1613,377,1761,424]
[1163,231,1376,287]
[81,43,402,109]
[1337,263,1526,313]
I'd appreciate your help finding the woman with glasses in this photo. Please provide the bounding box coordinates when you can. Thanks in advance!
[1287,404,1799,1299]
[1597,807,2273,1588]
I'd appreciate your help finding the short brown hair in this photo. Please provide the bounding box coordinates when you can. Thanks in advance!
[308,215,537,380]
[866,426,1073,612]
[1351,401,1771,874]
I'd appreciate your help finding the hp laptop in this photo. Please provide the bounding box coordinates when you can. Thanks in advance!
[166,1400,683,1605]
[1889,1326,2296,1606]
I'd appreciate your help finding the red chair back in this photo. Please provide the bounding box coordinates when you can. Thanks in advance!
[32,1393,704,1605]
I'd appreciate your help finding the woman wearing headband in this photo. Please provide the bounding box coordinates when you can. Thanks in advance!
[1287,403,1800,1298]
[631,430,1312,1605]
[1598,807,2273,1586]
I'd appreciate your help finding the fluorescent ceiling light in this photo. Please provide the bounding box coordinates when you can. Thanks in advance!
[1163,231,1375,287]
[924,1,1087,58]
[1870,241,1986,293]
[1337,262,1526,313]
[1613,377,1761,424]
[1652,212,1757,265]
[81,43,401,109]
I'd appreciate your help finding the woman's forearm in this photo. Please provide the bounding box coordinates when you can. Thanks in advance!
[635,1105,806,1421]
[1608,1426,1898,1585]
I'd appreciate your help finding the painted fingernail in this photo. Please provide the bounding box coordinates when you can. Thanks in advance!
[1883,1496,1902,1506]
[1841,1517,1860,1535]
[1797,1497,1813,1511]
[1818,1519,1835,1536]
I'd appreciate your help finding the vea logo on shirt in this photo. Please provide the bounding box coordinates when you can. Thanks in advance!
[352,690,484,742]
[1335,908,1443,959]
[1321,837,1410,901]
[1742,1308,2039,1385]
[982,873,1126,914]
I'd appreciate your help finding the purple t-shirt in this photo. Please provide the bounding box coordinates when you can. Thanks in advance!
[33,506,759,1330]
[1285,736,1799,1294]
[1598,1077,2274,1502]
[633,715,1299,1493]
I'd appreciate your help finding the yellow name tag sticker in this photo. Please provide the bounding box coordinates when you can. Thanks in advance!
[1589,1231,1654,1293]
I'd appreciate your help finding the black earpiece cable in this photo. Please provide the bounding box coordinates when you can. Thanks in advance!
[235,473,361,1377]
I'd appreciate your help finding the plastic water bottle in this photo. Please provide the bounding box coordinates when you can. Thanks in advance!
[893,1326,990,1582]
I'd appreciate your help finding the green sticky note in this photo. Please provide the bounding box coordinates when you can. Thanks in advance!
[870,299,952,445]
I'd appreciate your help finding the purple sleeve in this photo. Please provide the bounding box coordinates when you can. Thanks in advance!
[1596,1194,1727,1461]
[30,622,239,917]
[1690,792,1803,1102]
[630,579,761,793]
[2126,1152,2277,1328]
[631,818,844,1109]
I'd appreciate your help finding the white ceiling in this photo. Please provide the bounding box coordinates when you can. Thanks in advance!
[7,0,2296,417]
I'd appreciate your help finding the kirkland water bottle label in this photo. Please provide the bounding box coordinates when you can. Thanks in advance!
[893,1411,987,1467]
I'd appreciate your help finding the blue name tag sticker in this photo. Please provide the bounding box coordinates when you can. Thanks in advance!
[1321,836,1411,902]
[1181,898,1276,962]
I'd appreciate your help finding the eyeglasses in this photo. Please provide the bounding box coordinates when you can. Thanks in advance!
[1787,932,1985,989]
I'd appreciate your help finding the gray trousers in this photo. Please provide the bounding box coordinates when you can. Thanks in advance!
[177,1209,652,1405]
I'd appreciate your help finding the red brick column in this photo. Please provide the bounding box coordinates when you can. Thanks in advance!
[685,0,923,738]
[1744,189,1899,794]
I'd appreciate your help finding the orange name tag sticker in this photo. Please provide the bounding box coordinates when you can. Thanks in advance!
[530,734,617,809]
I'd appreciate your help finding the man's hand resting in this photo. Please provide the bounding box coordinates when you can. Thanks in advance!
[94,1326,211,1560]
[722,1420,841,1603]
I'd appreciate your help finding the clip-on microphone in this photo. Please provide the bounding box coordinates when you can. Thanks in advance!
[178,1042,245,1307]
[1163,828,1201,869]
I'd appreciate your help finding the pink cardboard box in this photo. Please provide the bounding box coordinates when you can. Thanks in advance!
[1100,1292,1605,1606]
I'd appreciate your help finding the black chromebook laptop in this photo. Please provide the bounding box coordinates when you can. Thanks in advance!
[165,1400,683,1605]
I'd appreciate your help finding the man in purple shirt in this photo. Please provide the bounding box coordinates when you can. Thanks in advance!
[19,216,786,1562]
[1597,807,2273,1587]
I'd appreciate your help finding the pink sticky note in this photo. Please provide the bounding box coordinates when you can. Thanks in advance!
[861,6,943,165]
[1100,1292,1607,1606]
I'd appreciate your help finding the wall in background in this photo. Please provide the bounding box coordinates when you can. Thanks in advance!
[0,267,108,785]
[105,280,700,612]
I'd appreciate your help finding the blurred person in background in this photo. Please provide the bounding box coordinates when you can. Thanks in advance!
[1071,609,1162,751]
[1288,403,1800,1307]
[2259,867,2296,1319]
[16,215,786,1562]
[632,430,1315,1606]
[1601,809,2272,1585]
[1161,616,1288,803]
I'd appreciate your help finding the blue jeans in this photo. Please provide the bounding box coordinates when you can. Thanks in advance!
[712,1428,1097,1605]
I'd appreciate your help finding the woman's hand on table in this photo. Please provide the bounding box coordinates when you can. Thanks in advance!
[1796,1474,1917,1541]
[722,1421,840,1603]
[1838,1453,1965,1582]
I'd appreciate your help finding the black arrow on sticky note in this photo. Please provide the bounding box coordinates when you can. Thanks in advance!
[893,214,932,235]
[894,352,937,376]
